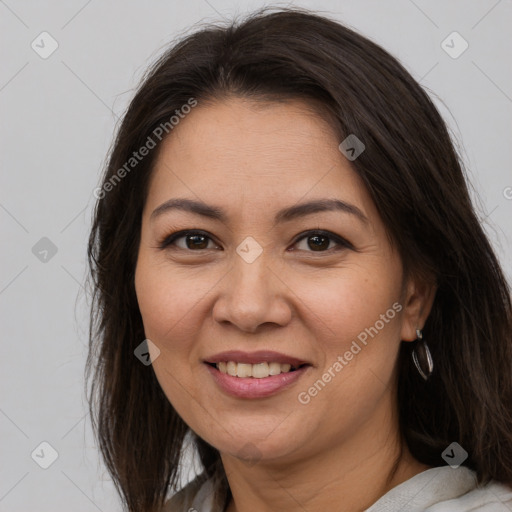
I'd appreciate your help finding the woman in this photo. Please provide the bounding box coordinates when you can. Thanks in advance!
[86,7,512,512]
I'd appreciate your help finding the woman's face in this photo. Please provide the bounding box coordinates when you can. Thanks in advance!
[135,97,423,465]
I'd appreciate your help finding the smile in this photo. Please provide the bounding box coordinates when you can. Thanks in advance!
[205,356,311,399]
[214,361,299,378]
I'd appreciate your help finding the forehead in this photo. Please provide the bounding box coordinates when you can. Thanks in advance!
[145,97,372,220]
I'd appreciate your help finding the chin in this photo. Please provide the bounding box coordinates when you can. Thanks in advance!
[205,425,304,464]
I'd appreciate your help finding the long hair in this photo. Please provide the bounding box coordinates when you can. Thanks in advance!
[86,7,512,511]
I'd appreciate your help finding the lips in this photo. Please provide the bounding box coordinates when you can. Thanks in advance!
[204,350,312,398]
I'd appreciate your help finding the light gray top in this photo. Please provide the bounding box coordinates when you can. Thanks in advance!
[163,465,512,511]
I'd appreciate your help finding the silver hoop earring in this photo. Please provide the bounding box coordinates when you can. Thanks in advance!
[412,328,434,380]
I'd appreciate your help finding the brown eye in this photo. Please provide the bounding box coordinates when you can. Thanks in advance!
[184,233,210,250]
[305,234,330,251]
[293,230,351,253]
[159,230,219,251]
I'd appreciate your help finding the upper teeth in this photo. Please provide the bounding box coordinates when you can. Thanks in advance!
[216,361,294,378]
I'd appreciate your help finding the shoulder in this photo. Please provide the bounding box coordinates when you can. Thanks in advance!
[161,472,226,512]
[428,478,512,511]
[161,474,208,512]
[366,466,512,512]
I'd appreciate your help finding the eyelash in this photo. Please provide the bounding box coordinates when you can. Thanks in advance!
[157,229,353,254]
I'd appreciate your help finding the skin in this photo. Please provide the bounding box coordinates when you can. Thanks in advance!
[135,97,436,511]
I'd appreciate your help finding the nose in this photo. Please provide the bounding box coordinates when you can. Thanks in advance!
[212,252,292,334]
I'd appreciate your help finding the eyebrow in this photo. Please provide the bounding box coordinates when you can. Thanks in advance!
[150,197,368,225]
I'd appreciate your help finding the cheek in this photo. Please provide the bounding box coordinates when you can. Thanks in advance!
[299,266,402,348]
[296,265,404,410]
[134,259,211,401]
[134,263,198,415]
[295,274,403,437]
[135,259,205,344]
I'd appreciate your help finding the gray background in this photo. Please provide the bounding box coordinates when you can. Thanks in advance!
[1,0,511,510]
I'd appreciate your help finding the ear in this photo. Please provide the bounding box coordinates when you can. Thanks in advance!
[400,276,437,342]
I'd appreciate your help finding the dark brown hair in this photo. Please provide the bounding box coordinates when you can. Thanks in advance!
[86,7,512,511]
